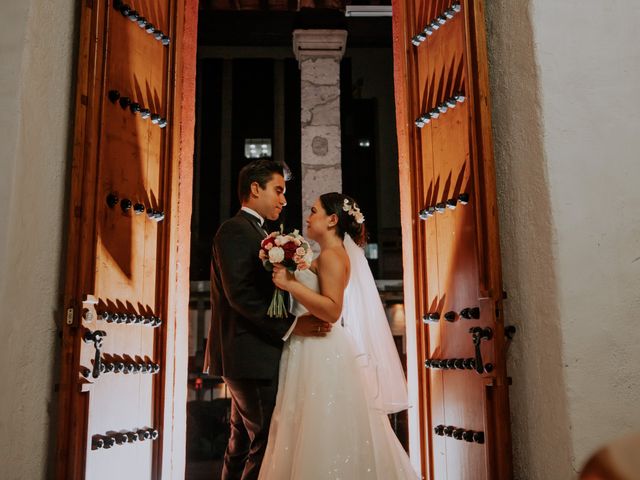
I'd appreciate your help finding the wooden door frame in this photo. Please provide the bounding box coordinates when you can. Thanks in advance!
[156,0,199,476]
[54,0,198,478]
[392,0,432,474]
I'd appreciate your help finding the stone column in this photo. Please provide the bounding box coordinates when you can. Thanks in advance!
[293,30,347,234]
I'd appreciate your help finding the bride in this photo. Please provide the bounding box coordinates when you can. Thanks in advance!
[258,193,418,480]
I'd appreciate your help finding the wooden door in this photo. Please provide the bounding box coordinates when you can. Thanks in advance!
[392,1,513,479]
[55,0,195,478]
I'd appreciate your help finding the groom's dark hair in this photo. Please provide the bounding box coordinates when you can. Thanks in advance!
[237,159,291,202]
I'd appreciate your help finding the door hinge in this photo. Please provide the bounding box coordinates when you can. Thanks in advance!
[66,307,74,325]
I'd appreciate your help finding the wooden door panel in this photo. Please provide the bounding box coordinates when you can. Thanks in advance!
[393,0,513,478]
[97,3,169,304]
[55,0,190,478]
[83,1,168,470]
[427,370,447,474]
[442,375,486,478]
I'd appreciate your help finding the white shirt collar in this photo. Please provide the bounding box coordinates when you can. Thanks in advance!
[241,206,264,226]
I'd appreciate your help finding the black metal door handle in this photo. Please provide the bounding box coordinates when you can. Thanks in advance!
[469,327,492,374]
[83,330,107,378]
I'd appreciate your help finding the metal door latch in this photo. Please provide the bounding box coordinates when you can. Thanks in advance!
[469,326,492,374]
[83,330,107,379]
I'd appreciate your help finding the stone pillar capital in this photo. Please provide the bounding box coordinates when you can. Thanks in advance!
[292,29,348,65]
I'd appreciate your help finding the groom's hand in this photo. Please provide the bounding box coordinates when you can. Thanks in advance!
[294,314,332,337]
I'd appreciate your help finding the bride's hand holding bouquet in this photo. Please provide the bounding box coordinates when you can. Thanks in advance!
[271,264,295,290]
[259,229,313,318]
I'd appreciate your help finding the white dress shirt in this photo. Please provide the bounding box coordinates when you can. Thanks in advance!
[241,206,265,226]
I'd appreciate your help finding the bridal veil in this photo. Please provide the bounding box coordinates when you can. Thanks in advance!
[342,234,410,414]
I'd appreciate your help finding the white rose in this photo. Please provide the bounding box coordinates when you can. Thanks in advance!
[295,247,306,256]
[268,246,285,263]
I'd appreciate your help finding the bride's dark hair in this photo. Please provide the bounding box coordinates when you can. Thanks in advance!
[319,192,367,247]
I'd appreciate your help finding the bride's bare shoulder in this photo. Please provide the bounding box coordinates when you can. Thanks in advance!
[316,246,350,295]
[316,246,349,276]
[317,245,346,262]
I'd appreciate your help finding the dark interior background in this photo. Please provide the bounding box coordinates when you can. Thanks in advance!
[187,6,403,478]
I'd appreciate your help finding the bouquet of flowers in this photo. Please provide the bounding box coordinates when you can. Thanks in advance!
[259,229,313,318]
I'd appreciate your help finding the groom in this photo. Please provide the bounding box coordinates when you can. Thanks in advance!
[204,159,331,480]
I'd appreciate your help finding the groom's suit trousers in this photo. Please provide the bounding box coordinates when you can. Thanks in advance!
[222,377,279,480]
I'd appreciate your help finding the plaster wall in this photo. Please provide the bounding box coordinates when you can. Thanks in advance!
[486,1,640,477]
[0,1,76,478]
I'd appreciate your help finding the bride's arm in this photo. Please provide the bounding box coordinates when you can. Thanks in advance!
[272,249,347,324]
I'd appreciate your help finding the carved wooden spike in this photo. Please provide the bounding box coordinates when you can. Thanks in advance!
[413,2,462,48]
[114,0,171,47]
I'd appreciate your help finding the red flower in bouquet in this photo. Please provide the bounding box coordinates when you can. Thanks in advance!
[259,230,313,318]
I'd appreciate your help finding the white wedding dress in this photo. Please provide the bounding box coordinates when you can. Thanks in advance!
[258,265,418,480]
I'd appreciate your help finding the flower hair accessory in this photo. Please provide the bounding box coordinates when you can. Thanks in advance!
[342,198,365,224]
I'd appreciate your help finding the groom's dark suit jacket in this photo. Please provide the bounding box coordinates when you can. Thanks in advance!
[204,210,294,380]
